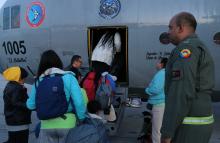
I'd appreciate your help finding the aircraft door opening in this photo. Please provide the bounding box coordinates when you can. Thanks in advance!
[88,26,128,85]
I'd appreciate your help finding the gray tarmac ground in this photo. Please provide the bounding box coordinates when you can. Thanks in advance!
[0,75,219,143]
[0,102,220,143]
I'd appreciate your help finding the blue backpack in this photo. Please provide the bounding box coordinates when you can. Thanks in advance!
[95,75,112,112]
[36,74,70,120]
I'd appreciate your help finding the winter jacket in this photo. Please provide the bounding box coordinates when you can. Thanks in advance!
[145,69,165,105]
[3,81,31,125]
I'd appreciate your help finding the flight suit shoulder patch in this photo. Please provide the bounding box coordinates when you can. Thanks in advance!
[179,48,191,59]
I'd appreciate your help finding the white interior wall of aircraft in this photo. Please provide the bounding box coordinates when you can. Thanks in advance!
[0,0,220,91]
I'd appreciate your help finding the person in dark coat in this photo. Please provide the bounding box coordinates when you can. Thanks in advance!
[3,66,31,143]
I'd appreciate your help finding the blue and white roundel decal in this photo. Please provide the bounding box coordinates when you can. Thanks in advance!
[99,0,121,19]
[26,2,45,28]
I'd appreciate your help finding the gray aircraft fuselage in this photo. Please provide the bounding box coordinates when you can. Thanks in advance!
[0,0,220,95]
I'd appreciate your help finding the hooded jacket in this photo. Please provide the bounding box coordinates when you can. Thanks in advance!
[3,67,31,125]
[145,68,165,105]
[26,68,86,129]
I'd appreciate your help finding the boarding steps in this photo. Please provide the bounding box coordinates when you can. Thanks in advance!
[105,86,128,136]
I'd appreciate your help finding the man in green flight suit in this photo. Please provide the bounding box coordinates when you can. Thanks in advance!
[161,12,215,143]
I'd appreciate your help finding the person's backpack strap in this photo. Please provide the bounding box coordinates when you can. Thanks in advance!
[101,76,104,83]
[101,75,106,85]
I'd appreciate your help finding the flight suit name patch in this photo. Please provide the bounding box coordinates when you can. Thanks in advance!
[180,49,191,58]
[172,70,182,80]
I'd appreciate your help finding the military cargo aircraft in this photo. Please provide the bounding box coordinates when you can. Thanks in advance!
[0,0,220,142]
[0,0,220,95]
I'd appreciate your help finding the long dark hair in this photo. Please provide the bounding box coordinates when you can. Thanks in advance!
[101,30,116,47]
[37,50,63,78]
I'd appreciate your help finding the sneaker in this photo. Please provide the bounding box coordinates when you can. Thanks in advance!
[129,98,142,108]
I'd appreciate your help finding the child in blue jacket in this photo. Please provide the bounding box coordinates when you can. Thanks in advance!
[145,57,168,143]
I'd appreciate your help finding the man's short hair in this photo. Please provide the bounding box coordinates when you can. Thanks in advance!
[71,55,81,64]
[175,12,197,31]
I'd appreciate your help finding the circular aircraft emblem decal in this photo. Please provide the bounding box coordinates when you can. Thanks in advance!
[26,2,45,28]
[99,0,121,19]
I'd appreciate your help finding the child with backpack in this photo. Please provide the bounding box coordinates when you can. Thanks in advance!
[80,61,111,102]
[26,50,86,143]
[81,69,117,121]
[2,66,31,143]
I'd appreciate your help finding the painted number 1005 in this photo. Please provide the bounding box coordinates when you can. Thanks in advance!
[2,41,26,55]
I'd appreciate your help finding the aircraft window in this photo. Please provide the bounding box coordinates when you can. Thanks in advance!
[3,7,10,30]
[11,5,20,29]
[159,32,170,45]
[213,32,220,45]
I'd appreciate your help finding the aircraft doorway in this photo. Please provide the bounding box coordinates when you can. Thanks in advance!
[88,26,128,85]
